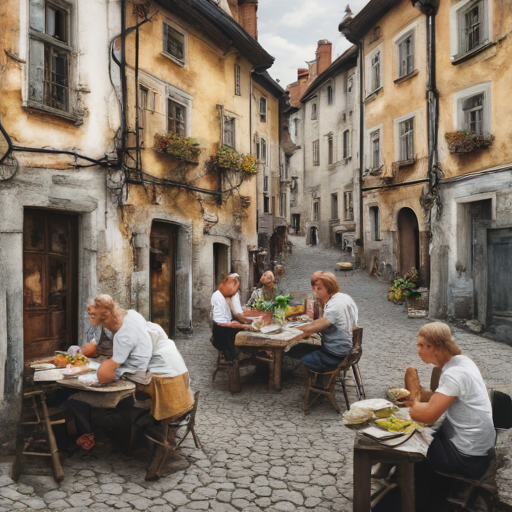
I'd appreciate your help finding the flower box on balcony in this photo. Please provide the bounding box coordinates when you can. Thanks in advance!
[154,133,201,163]
[445,130,494,154]
[206,146,258,176]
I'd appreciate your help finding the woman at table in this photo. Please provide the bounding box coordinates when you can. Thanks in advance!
[402,322,495,511]
[246,270,276,307]
[288,272,358,372]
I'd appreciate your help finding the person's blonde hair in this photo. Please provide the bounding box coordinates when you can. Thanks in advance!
[91,294,126,322]
[418,322,462,356]
[310,271,324,287]
[315,272,340,295]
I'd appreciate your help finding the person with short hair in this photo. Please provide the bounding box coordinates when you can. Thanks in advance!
[246,270,276,307]
[211,273,253,361]
[288,272,358,372]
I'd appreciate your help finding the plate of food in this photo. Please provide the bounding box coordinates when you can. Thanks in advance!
[78,373,99,385]
[30,363,56,370]
[54,353,89,368]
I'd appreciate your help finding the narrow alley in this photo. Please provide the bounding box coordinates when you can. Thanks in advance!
[1,237,510,512]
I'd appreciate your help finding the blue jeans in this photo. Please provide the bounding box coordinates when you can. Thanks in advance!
[301,348,347,373]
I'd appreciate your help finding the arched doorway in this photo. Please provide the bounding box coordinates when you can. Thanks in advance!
[398,208,420,275]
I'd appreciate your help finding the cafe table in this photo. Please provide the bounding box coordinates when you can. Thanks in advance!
[352,423,435,512]
[235,327,320,391]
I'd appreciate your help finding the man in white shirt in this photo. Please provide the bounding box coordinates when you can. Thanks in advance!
[211,273,252,361]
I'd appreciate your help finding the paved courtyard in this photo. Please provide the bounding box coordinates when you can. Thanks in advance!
[1,235,511,512]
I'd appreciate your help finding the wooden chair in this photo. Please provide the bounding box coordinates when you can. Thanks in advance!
[145,390,202,481]
[10,390,68,483]
[303,327,364,415]
[435,390,512,511]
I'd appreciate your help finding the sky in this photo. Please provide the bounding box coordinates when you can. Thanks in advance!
[257,0,371,88]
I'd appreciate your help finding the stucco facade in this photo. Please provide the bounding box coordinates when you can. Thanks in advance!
[0,0,274,451]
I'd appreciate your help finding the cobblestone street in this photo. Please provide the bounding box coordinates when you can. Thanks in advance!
[1,235,511,512]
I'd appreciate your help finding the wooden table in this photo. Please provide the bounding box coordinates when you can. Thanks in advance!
[353,433,427,512]
[235,328,318,391]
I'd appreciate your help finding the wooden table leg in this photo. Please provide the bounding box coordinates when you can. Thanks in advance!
[353,448,372,512]
[398,461,416,512]
[273,349,283,391]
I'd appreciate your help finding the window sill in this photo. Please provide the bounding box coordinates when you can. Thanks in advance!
[394,69,419,84]
[365,87,383,104]
[154,151,199,165]
[393,158,416,168]
[451,42,494,65]
[24,101,83,125]
[343,156,352,164]
[160,51,185,67]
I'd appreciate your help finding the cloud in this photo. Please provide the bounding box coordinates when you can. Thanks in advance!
[279,0,327,28]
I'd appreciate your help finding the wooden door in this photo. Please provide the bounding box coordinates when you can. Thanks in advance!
[213,243,229,292]
[23,210,78,360]
[150,222,177,337]
[488,228,512,343]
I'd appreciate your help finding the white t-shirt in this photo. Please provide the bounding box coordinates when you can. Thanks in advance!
[146,321,188,377]
[211,290,238,324]
[323,292,358,333]
[436,355,495,456]
[112,310,153,378]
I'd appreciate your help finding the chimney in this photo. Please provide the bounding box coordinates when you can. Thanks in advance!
[316,40,332,75]
[238,0,258,40]
[297,68,309,82]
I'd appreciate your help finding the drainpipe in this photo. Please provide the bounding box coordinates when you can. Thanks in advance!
[357,40,365,265]
[120,0,127,168]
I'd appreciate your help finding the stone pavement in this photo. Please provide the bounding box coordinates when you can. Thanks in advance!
[1,235,511,512]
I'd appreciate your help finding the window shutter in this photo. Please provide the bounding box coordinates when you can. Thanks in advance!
[29,39,45,103]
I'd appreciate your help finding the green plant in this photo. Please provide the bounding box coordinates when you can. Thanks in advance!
[206,146,259,175]
[388,268,419,304]
[444,130,494,154]
[154,133,201,161]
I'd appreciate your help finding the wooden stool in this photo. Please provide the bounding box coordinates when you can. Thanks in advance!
[212,351,253,393]
[145,391,202,481]
[10,390,65,483]
[303,327,364,415]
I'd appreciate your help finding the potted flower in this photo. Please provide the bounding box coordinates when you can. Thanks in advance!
[206,146,259,176]
[444,130,494,154]
[154,133,201,162]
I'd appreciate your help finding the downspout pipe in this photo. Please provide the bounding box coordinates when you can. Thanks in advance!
[357,40,364,263]
[120,0,127,167]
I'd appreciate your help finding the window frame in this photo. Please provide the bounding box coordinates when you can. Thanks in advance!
[28,0,74,116]
[327,135,334,165]
[223,116,236,149]
[331,193,338,220]
[396,30,415,78]
[453,82,492,136]
[234,63,241,96]
[167,97,187,137]
[313,200,320,221]
[162,21,187,66]
[327,85,333,106]
[259,97,267,123]
[370,129,381,170]
[369,205,381,241]
[260,138,267,164]
[311,103,317,120]
[263,194,270,213]
[343,129,351,160]
[312,139,320,166]
[399,117,415,162]
[450,0,491,60]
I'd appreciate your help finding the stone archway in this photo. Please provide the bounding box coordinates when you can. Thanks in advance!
[398,207,420,275]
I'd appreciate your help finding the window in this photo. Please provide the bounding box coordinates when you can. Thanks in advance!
[327,85,333,105]
[263,175,268,192]
[454,83,491,135]
[167,98,186,137]
[343,130,351,159]
[398,33,414,77]
[371,51,381,91]
[284,156,290,180]
[313,200,320,221]
[272,196,276,215]
[331,193,338,220]
[399,118,414,161]
[255,139,260,161]
[224,117,235,148]
[328,135,333,165]
[312,140,319,165]
[29,0,72,112]
[261,138,267,163]
[294,119,299,137]
[369,206,380,241]
[347,76,353,94]
[163,22,185,64]
[371,130,380,169]
[259,97,267,123]
[280,193,287,217]
[234,64,241,96]
[139,86,148,137]
[459,1,485,54]
[311,103,317,120]
[462,94,484,134]
[344,191,353,221]
[263,195,270,213]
